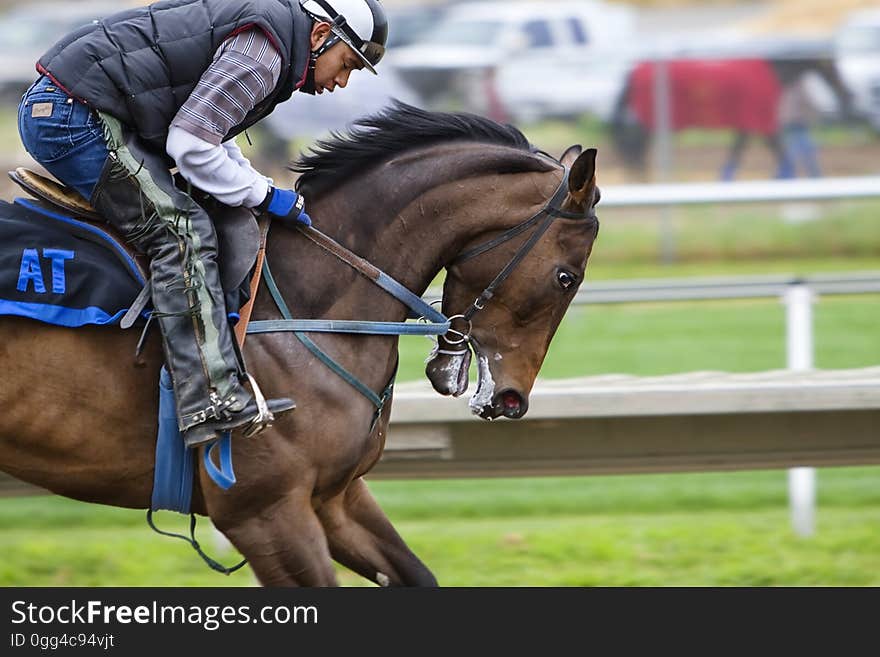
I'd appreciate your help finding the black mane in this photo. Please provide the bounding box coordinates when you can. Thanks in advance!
[291,101,539,197]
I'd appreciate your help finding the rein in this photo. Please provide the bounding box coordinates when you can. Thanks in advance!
[247,224,450,337]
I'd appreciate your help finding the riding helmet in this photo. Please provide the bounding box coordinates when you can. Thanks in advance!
[299,0,388,74]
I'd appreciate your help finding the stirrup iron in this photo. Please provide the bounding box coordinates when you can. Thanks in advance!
[241,373,274,438]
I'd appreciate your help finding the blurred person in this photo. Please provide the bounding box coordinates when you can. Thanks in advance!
[777,72,823,179]
[17,0,389,448]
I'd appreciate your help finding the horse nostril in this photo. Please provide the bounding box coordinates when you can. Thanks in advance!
[500,390,526,418]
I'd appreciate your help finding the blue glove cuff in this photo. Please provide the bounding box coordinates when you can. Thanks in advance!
[267,188,302,217]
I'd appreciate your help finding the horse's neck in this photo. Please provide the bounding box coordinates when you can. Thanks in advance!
[254,193,454,324]
[256,148,557,324]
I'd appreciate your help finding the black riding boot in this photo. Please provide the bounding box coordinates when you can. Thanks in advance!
[91,113,294,447]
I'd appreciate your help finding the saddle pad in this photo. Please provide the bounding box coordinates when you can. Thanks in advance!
[0,198,145,327]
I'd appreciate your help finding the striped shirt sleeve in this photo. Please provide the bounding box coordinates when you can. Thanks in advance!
[171,28,282,145]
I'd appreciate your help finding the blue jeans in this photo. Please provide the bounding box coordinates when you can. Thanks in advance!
[782,123,822,178]
[17,75,109,202]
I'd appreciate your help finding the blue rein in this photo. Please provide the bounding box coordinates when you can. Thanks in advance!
[248,236,450,338]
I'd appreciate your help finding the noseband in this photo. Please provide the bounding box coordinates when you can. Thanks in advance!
[440,167,593,346]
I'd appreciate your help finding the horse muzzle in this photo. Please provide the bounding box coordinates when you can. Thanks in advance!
[426,340,530,419]
[466,343,529,420]
[474,388,529,420]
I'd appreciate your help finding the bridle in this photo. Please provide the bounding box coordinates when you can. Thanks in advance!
[438,166,596,348]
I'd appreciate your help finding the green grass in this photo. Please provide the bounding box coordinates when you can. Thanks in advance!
[590,257,880,280]
[3,467,880,586]
[379,508,880,587]
[593,201,880,266]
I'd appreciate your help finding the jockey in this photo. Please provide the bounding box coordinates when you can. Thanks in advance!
[17,0,389,448]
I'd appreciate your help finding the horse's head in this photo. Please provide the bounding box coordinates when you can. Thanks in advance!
[426,145,600,419]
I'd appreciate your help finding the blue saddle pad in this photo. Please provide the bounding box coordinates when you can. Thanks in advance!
[0,198,145,327]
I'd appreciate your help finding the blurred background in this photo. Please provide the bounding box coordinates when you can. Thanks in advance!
[0,0,878,586]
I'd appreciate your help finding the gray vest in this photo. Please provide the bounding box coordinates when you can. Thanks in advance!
[38,0,312,151]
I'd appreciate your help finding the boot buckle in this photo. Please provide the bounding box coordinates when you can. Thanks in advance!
[190,410,208,425]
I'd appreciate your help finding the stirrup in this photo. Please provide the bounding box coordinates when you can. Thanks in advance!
[241,372,273,438]
[182,395,296,448]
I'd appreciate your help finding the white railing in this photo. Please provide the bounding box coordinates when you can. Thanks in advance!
[599,176,880,207]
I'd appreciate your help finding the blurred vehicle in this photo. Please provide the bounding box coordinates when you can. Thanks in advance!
[0,1,124,102]
[385,0,637,121]
[263,64,420,141]
[258,64,421,168]
[495,44,640,124]
[834,8,880,130]
[386,3,449,49]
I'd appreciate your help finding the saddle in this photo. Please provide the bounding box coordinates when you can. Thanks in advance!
[5,167,263,330]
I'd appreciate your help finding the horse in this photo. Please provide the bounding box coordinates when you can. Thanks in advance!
[609,56,854,180]
[0,102,601,586]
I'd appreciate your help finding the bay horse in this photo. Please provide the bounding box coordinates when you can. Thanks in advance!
[610,57,853,180]
[0,103,600,586]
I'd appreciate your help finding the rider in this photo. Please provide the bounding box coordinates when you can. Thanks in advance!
[17,0,389,448]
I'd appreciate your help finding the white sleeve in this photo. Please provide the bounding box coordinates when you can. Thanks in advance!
[222,138,274,187]
[166,126,269,208]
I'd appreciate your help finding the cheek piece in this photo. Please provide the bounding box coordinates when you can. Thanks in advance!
[301,34,342,95]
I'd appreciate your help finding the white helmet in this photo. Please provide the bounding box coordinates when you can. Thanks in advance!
[300,0,388,74]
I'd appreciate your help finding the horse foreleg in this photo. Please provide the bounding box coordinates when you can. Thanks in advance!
[721,132,748,180]
[216,492,339,587]
[318,477,438,587]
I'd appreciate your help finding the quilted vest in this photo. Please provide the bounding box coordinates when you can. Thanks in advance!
[38,0,312,151]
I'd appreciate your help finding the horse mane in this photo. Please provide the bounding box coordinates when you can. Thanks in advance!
[291,100,548,197]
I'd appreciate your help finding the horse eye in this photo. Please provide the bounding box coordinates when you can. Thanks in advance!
[556,270,577,290]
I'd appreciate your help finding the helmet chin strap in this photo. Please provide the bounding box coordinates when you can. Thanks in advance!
[301,33,341,95]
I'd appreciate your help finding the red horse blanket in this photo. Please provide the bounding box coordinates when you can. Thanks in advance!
[628,59,781,135]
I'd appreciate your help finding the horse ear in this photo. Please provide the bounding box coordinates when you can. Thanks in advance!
[569,148,597,198]
[560,144,583,168]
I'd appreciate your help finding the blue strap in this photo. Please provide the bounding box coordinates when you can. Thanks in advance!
[203,432,237,491]
[250,243,449,338]
[150,367,193,514]
[247,318,448,336]
[260,255,294,319]
[374,272,449,325]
